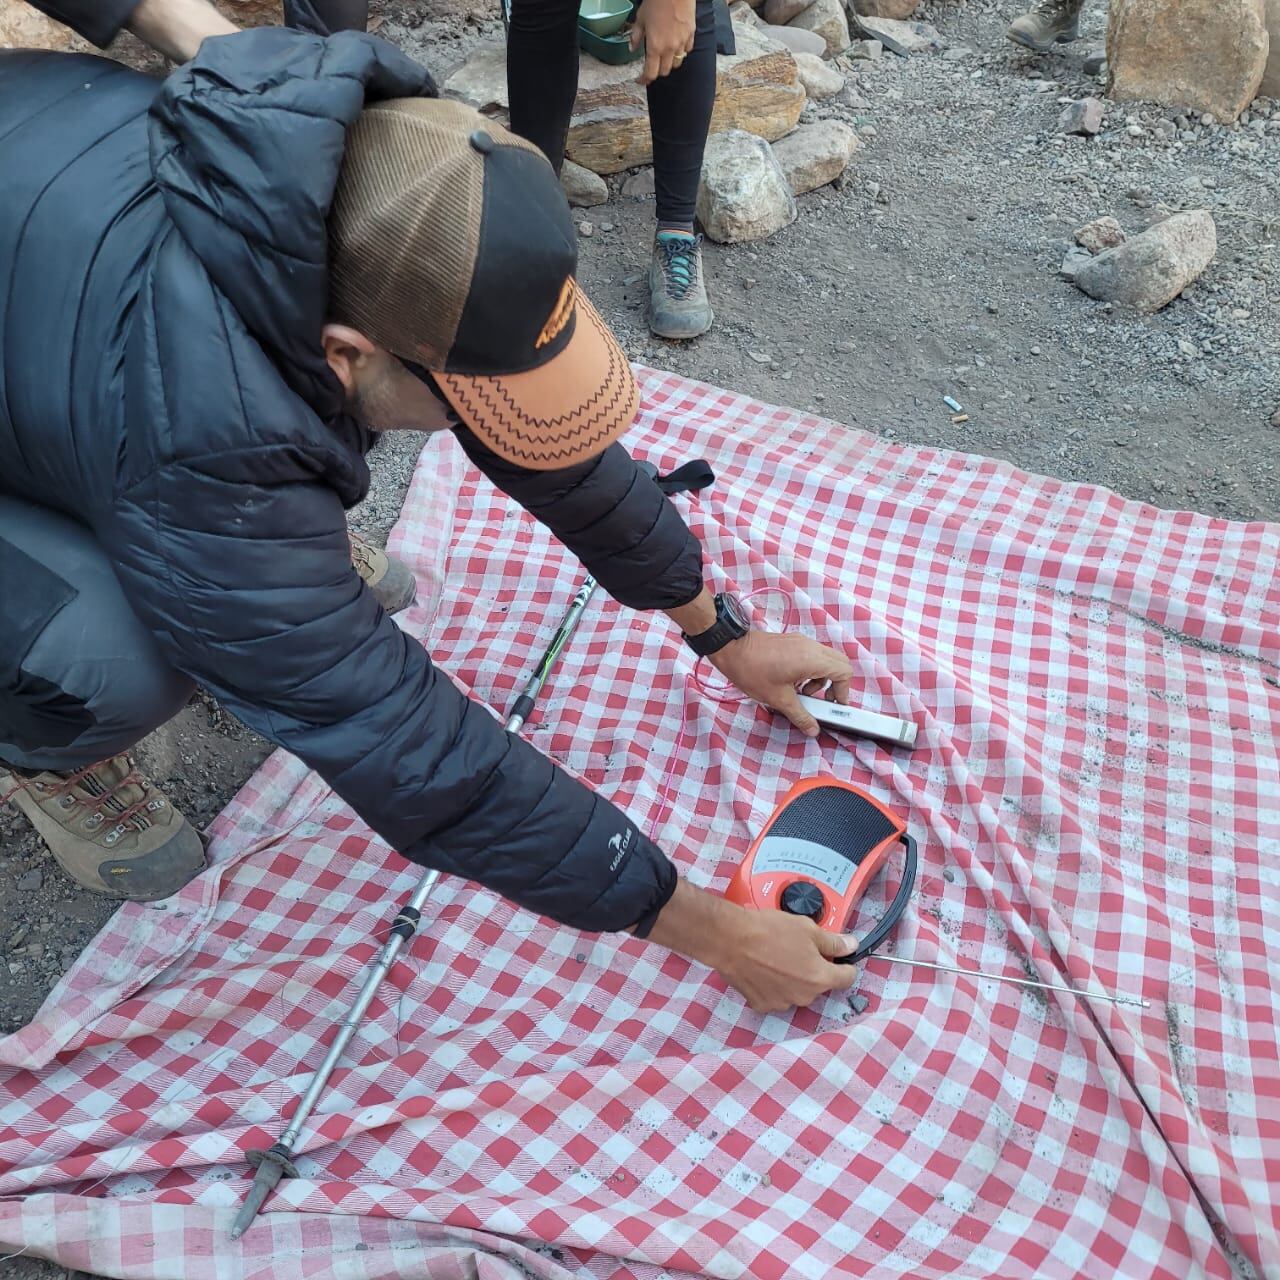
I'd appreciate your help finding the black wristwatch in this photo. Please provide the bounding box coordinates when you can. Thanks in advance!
[683,592,751,657]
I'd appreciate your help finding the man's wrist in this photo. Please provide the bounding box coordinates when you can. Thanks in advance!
[664,586,717,636]
[128,0,238,62]
[640,877,744,970]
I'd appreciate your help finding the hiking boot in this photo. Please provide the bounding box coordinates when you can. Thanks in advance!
[648,231,714,340]
[350,531,416,614]
[0,755,206,900]
[1007,0,1084,50]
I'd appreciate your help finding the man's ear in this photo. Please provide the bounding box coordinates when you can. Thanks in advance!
[322,324,378,394]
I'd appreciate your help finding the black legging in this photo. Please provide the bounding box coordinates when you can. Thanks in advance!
[506,0,717,226]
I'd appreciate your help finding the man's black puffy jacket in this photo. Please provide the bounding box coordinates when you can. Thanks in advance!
[0,21,703,933]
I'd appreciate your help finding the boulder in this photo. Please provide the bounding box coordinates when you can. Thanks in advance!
[559,14,805,173]
[794,49,846,97]
[772,119,859,194]
[443,41,510,111]
[763,0,810,26]
[787,0,849,57]
[1059,96,1104,135]
[850,0,918,15]
[561,159,608,207]
[762,21,827,56]
[1073,210,1216,311]
[697,129,797,242]
[1107,0,1269,122]
[850,14,943,53]
[621,167,656,198]
[1074,215,1125,253]
[0,0,83,49]
[1262,0,1280,99]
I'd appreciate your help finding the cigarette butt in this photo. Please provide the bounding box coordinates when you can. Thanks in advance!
[951,413,970,424]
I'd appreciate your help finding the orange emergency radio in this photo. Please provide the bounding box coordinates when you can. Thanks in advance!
[726,777,917,963]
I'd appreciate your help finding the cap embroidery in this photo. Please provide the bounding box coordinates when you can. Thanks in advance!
[535,278,576,350]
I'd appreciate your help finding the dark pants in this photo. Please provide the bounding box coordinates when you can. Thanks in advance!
[506,0,719,225]
[0,497,192,773]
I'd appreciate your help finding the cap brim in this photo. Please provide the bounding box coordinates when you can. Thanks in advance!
[435,287,637,471]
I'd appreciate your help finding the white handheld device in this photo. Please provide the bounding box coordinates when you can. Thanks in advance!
[796,695,918,749]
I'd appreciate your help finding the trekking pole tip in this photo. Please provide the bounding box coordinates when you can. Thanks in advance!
[231,1144,297,1239]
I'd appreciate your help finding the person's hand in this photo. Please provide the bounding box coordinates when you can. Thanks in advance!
[709,630,853,738]
[629,0,696,86]
[639,879,858,1013]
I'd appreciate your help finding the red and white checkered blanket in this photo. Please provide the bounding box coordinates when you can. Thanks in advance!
[2,370,1278,1279]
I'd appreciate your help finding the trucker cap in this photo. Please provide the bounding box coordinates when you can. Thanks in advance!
[329,96,637,470]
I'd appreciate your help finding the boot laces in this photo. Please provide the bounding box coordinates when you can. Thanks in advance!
[28,756,159,838]
[659,235,702,301]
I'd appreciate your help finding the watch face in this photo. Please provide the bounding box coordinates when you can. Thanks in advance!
[720,593,750,631]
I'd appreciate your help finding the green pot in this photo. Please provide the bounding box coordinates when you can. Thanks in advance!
[578,0,634,38]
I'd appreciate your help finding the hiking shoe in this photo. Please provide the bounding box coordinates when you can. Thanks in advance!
[648,231,714,340]
[0,755,206,900]
[350,531,416,614]
[1007,0,1083,50]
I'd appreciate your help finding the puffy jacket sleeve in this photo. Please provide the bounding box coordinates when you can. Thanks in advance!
[20,0,140,47]
[453,427,705,611]
[102,453,677,935]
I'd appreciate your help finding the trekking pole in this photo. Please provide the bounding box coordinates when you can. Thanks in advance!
[231,572,602,1238]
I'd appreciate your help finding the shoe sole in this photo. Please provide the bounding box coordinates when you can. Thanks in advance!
[1007,26,1080,52]
[649,307,715,341]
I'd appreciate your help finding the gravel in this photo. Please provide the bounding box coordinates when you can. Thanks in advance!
[4,1,1278,1274]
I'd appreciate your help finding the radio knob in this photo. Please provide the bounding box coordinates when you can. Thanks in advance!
[780,880,825,921]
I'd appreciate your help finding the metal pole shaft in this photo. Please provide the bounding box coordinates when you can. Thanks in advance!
[864,953,1150,1009]
[232,571,602,1238]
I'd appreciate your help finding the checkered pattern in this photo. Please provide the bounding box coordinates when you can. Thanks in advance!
[2,369,1277,1280]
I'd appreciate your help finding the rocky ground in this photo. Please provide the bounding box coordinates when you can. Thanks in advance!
[3,0,1279,1274]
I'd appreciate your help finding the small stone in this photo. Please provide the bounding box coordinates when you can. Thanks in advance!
[848,993,870,1014]
[748,350,773,363]
[599,222,614,232]
[1154,119,1177,140]
[1030,345,1042,356]
[697,130,797,242]
[1083,51,1108,76]
[1060,97,1105,136]
[941,45,973,62]
[847,37,883,60]
[577,220,594,237]
[1073,209,1217,312]
[621,168,656,199]
[1074,215,1126,253]
[1269,408,1280,428]
[858,123,878,137]
[793,50,846,99]
[17,869,42,892]
[560,159,608,208]
[853,14,943,53]
[771,119,860,195]
[1200,112,1217,126]
[1126,123,1144,137]
[1175,114,1190,130]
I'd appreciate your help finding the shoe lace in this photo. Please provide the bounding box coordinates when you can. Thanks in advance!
[658,235,701,301]
[32,756,156,832]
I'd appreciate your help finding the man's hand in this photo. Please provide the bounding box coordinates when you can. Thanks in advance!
[629,0,696,86]
[640,879,858,1013]
[710,630,853,738]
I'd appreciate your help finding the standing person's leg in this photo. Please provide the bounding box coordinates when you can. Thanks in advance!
[308,0,368,30]
[645,0,717,339]
[0,497,206,900]
[506,0,583,174]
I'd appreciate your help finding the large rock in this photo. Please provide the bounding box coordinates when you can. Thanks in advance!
[850,14,943,53]
[1073,210,1217,311]
[850,0,918,15]
[1074,215,1125,253]
[1107,0,1269,122]
[443,41,510,111]
[787,0,849,57]
[1,0,83,49]
[1059,96,1105,135]
[1262,0,1280,99]
[763,0,810,26]
[771,119,859,194]
[762,21,827,56]
[561,159,608,207]
[696,129,797,242]
[793,49,846,97]
[559,14,804,173]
